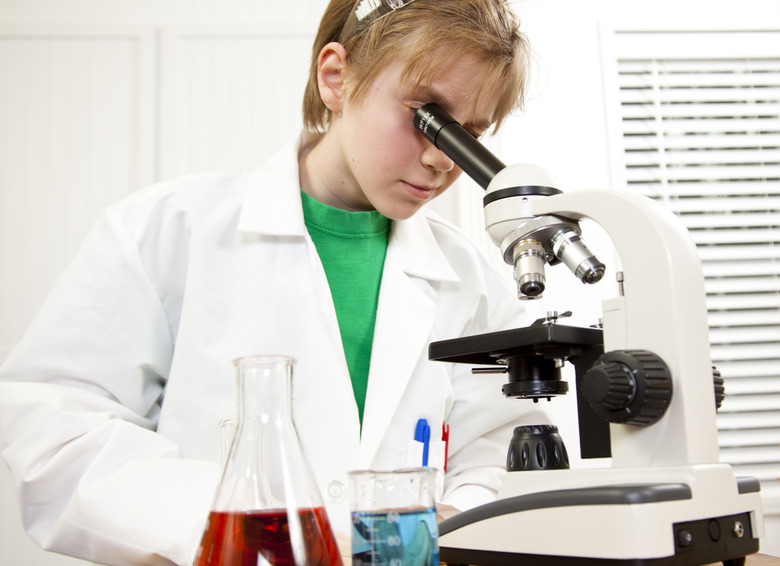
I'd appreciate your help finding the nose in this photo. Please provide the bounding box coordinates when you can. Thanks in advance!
[421,144,455,173]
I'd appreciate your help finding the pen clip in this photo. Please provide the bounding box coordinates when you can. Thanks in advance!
[441,422,450,472]
[414,418,431,466]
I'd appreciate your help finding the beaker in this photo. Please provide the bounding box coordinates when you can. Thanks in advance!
[194,355,342,566]
[348,468,439,566]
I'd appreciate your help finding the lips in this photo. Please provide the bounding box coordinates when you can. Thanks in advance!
[404,181,436,200]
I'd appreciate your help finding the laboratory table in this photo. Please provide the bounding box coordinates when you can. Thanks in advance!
[437,555,779,565]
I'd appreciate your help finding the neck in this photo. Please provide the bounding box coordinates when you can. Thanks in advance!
[298,128,373,212]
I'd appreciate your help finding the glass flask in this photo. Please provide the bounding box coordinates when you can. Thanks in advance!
[194,355,343,566]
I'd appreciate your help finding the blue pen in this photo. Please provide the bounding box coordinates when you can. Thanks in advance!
[415,418,431,466]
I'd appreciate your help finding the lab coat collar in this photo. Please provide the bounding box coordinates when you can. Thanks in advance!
[237,133,308,238]
[391,211,460,284]
[237,132,460,285]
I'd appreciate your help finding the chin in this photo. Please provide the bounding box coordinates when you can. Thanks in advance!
[381,205,421,221]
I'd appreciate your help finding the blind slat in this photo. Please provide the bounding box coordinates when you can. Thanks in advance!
[695,230,780,246]
[718,393,780,412]
[709,325,780,344]
[718,377,780,395]
[625,164,780,183]
[624,149,780,167]
[717,411,780,429]
[714,359,780,379]
[623,133,780,152]
[698,245,780,260]
[718,428,780,447]
[621,102,780,120]
[619,86,780,105]
[706,278,780,295]
[622,117,780,135]
[708,310,780,326]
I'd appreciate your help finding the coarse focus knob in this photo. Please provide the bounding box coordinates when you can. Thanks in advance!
[582,350,673,426]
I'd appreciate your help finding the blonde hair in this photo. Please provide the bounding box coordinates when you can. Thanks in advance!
[302,0,530,133]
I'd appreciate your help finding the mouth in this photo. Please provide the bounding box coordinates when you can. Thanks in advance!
[403,181,436,200]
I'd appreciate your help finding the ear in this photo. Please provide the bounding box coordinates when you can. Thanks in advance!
[317,42,349,114]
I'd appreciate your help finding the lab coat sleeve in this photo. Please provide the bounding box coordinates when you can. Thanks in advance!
[0,205,220,566]
[439,262,551,511]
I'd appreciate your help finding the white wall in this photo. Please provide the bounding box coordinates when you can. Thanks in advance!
[1,0,778,563]
[0,3,323,565]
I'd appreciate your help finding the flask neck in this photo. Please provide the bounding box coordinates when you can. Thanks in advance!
[236,356,294,423]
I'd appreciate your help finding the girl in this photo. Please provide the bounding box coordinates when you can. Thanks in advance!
[0,0,531,564]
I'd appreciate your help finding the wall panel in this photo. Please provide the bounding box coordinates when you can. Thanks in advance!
[0,26,155,359]
[159,25,313,179]
[0,26,155,565]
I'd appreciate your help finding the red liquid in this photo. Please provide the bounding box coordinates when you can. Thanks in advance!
[194,507,343,566]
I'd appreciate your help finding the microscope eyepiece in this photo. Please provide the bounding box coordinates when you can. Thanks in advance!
[414,104,506,190]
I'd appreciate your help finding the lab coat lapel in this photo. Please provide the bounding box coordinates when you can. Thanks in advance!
[237,133,349,399]
[359,213,459,467]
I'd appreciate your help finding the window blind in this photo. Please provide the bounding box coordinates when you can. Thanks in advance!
[607,29,780,499]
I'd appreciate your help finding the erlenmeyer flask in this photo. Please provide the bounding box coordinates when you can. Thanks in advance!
[194,355,343,566]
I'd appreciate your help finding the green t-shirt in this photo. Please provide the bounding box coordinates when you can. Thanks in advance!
[301,191,390,425]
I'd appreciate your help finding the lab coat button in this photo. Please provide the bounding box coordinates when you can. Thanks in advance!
[326,480,346,502]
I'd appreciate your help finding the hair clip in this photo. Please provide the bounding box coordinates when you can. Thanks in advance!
[339,0,417,43]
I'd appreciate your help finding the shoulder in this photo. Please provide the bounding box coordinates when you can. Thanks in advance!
[109,170,252,226]
[107,135,303,236]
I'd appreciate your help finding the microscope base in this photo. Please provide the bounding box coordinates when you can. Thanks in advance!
[439,466,762,566]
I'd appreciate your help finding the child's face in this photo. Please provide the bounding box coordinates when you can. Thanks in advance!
[334,51,501,220]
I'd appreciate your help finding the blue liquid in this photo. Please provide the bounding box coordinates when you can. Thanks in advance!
[351,508,438,566]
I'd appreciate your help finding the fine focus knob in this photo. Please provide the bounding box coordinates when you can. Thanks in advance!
[581,363,635,411]
[713,366,725,411]
[582,350,673,426]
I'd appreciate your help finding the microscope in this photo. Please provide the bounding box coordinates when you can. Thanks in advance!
[416,104,764,565]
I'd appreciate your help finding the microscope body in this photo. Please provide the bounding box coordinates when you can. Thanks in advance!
[436,164,765,565]
[484,166,719,469]
[416,104,764,564]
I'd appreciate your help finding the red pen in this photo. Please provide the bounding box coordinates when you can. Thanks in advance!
[441,422,450,472]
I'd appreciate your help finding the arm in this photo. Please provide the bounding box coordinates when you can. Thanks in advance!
[0,206,220,566]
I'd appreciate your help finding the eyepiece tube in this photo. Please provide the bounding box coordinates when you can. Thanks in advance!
[415,103,506,190]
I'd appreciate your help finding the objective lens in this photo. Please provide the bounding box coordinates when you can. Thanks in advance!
[513,240,547,299]
[551,229,605,285]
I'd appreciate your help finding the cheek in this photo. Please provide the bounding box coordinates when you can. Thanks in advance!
[441,169,464,191]
[370,123,420,169]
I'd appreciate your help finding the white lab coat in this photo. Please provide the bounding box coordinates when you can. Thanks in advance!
[0,134,529,565]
